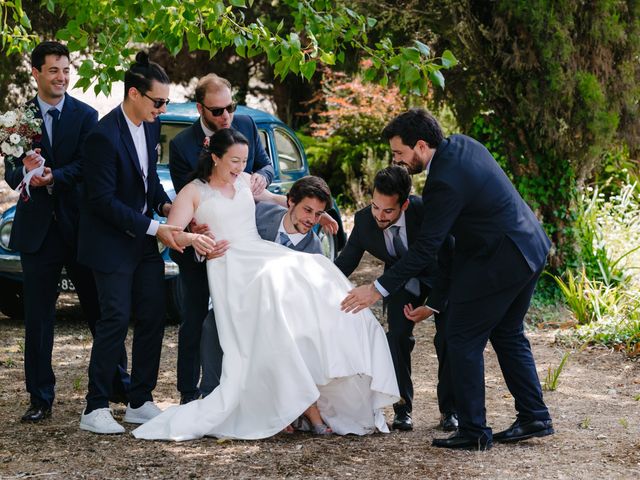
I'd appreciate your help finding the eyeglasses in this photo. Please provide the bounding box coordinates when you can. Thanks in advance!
[201,102,237,117]
[142,92,170,109]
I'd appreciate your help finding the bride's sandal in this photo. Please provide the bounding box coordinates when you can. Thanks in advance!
[291,415,312,432]
[311,423,333,436]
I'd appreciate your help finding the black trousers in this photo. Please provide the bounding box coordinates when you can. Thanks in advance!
[21,220,128,408]
[385,286,455,416]
[86,238,164,412]
[446,265,551,441]
[174,254,210,397]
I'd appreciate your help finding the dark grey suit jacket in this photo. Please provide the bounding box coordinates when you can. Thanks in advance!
[255,202,322,254]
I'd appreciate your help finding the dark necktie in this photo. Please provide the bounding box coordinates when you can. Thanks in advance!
[47,108,60,142]
[278,231,293,248]
[390,225,421,296]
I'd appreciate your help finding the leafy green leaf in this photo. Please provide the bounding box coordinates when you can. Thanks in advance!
[429,69,445,89]
[413,40,431,57]
[441,49,458,68]
[301,60,317,80]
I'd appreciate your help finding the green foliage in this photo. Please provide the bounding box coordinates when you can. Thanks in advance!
[542,351,570,392]
[554,178,640,356]
[1,0,457,96]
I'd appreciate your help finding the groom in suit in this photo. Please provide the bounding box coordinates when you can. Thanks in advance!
[335,166,457,432]
[77,52,182,434]
[3,41,127,422]
[199,175,331,396]
[342,109,553,450]
[169,73,274,404]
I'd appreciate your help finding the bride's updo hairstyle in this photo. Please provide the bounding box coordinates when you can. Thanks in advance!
[190,128,250,182]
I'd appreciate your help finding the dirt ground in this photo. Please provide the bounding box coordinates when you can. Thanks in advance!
[0,252,639,480]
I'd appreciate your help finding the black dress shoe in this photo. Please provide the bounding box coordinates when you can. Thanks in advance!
[21,404,52,422]
[432,432,492,451]
[392,412,413,431]
[493,419,554,443]
[439,413,458,432]
[180,394,201,405]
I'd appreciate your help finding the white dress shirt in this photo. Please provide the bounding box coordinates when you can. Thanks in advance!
[121,105,159,236]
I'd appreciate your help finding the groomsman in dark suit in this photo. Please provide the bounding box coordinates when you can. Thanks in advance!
[3,41,127,423]
[342,109,553,450]
[334,166,457,432]
[199,175,331,396]
[77,52,182,434]
[169,74,274,404]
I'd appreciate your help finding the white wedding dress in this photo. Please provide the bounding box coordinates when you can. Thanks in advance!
[133,176,399,441]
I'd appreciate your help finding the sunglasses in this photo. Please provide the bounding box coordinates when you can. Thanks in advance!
[201,102,237,117]
[142,92,170,109]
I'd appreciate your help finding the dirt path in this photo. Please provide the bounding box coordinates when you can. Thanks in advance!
[0,253,639,479]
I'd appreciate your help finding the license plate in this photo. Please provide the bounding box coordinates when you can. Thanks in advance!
[58,275,76,292]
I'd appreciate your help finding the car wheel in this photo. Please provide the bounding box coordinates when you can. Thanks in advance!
[318,230,337,261]
[0,278,24,319]
[165,277,182,325]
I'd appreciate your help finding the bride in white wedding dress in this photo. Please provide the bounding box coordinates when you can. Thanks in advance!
[132,129,399,441]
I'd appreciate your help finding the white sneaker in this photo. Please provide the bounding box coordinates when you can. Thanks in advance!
[123,401,162,424]
[80,408,125,434]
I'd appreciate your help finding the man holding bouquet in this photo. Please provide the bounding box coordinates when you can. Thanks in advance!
[3,41,128,423]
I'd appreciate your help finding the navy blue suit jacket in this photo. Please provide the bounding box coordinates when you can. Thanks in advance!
[77,106,170,273]
[168,115,274,194]
[4,94,98,253]
[335,195,452,312]
[378,135,551,303]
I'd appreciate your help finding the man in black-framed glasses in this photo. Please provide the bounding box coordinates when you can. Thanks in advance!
[168,73,274,406]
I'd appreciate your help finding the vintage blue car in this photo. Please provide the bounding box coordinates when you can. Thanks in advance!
[0,103,346,321]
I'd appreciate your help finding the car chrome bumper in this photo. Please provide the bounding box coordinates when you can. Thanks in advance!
[0,254,22,274]
[0,254,179,279]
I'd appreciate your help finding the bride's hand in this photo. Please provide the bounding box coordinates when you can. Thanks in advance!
[188,218,210,235]
[206,239,230,259]
[192,233,217,256]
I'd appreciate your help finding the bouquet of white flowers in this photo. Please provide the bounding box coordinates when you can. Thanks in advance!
[0,103,43,168]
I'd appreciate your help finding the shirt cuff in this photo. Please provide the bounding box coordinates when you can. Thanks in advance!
[374,280,390,298]
[425,304,440,314]
[147,219,160,236]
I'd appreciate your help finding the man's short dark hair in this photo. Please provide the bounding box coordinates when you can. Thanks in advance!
[287,176,332,209]
[382,108,444,149]
[373,165,412,205]
[124,51,170,98]
[31,41,69,71]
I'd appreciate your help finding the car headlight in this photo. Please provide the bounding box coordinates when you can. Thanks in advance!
[0,220,13,250]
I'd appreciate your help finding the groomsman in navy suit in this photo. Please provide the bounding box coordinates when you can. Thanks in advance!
[335,166,457,433]
[3,41,127,423]
[342,109,553,450]
[77,52,182,434]
[169,74,274,404]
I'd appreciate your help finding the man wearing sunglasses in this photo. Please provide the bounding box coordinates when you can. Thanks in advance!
[168,73,274,405]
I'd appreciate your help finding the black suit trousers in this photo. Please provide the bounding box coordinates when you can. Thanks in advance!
[385,287,425,415]
[86,237,165,411]
[174,253,211,396]
[21,219,127,408]
[445,264,550,440]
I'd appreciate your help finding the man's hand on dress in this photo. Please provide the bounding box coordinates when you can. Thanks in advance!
[157,224,184,252]
[188,218,210,235]
[319,212,338,235]
[403,304,434,323]
[340,283,382,314]
[249,172,267,196]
